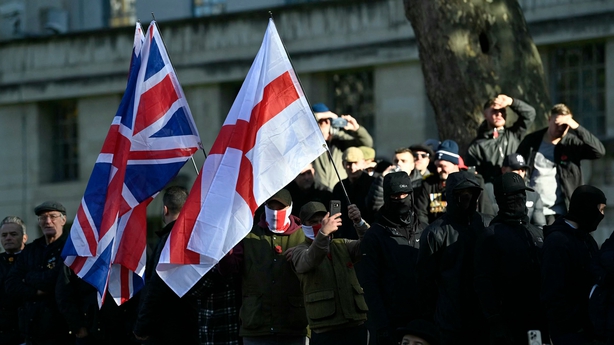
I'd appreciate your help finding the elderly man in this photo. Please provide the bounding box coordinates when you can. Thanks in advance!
[6,201,71,345]
[0,216,28,345]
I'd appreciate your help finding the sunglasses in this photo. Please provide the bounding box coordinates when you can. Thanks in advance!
[414,153,430,159]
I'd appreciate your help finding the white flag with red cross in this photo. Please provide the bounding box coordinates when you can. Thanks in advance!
[157,19,327,296]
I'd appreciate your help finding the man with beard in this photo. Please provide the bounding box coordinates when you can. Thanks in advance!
[416,171,492,345]
[474,173,545,345]
[541,185,607,345]
[360,172,424,345]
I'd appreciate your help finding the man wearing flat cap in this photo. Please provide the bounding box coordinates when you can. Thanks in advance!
[474,173,545,344]
[311,102,373,193]
[6,201,71,344]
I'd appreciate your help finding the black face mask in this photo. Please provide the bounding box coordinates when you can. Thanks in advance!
[385,193,414,225]
[566,185,607,233]
[496,192,527,220]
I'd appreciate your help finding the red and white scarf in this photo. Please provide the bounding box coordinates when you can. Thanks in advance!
[265,204,293,233]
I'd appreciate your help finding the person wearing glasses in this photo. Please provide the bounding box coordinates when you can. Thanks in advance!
[465,94,536,185]
[6,201,71,344]
[409,144,435,179]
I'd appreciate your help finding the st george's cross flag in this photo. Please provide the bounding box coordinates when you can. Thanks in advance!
[62,21,202,305]
[157,19,327,296]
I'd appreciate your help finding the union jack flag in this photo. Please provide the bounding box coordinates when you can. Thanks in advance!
[62,21,202,305]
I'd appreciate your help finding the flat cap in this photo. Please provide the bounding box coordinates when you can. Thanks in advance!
[299,202,328,224]
[34,201,66,216]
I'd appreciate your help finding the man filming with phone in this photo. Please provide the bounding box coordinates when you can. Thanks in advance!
[311,103,374,193]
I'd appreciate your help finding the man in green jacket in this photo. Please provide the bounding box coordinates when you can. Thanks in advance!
[240,189,308,345]
[291,202,369,345]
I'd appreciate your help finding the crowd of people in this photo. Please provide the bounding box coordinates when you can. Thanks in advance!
[0,96,611,345]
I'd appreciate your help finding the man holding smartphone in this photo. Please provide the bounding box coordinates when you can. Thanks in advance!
[311,103,373,193]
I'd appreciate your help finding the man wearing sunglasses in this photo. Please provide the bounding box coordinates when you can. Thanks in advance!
[466,94,536,185]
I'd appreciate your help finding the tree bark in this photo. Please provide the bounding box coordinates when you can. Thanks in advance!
[404,0,550,154]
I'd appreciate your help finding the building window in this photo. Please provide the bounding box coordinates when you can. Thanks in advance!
[194,0,226,17]
[330,69,375,140]
[109,0,136,27]
[39,100,79,183]
[550,42,605,136]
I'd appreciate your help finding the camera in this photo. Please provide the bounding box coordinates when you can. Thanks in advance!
[331,117,348,128]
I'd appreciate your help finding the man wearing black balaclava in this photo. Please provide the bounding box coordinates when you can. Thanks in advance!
[541,185,607,345]
[360,172,424,345]
[474,172,545,345]
[416,171,492,345]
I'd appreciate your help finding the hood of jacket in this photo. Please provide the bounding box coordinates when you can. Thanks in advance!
[445,171,483,217]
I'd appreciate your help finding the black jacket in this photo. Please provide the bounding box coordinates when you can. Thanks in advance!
[332,172,374,239]
[590,233,614,341]
[467,99,536,184]
[360,210,424,333]
[0,252,23,345]
[416,172,492,332]
[517,126,605,212]
[5,236,69,342]
[540,217,599,336]
[285,180,332,218]
[474,215,545,335]
[56,265,139,345]
[134,221,199,344]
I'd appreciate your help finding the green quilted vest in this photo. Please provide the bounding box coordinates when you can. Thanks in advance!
[297,239,368,331]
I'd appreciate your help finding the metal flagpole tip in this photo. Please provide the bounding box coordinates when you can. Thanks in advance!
[151,12,156,20]
[269,11,273,19]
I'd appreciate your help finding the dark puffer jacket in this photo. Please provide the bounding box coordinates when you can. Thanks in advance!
[416,172,492,333]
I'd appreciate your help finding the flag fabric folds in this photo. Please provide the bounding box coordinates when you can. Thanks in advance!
[62,21,202,305]
[157,19,327,297]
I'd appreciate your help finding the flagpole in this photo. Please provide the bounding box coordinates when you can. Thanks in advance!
[269,13,352,206]
[151,17,210,163]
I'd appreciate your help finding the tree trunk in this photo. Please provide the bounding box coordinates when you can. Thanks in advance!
[404,0,550,154]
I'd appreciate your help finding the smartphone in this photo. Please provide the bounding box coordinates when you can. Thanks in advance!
[331,117,348,128]
[330,200,342,216]
[527,330,542,345]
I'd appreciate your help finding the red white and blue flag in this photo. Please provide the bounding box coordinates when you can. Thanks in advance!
[157,19,326,296]
[62,21,202,305]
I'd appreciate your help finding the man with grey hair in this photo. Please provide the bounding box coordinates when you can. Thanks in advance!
[1,216,28,345]
[6,201,71,344]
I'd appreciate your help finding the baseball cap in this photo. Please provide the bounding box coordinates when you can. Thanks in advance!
[383,172,413,199]
[266,189,292,207]
[503,153,529,170]
[299,202,328,224]
[342,147,364,163]
[312,103,338,121]
[494,172,534,197]
[34,201,67,216]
